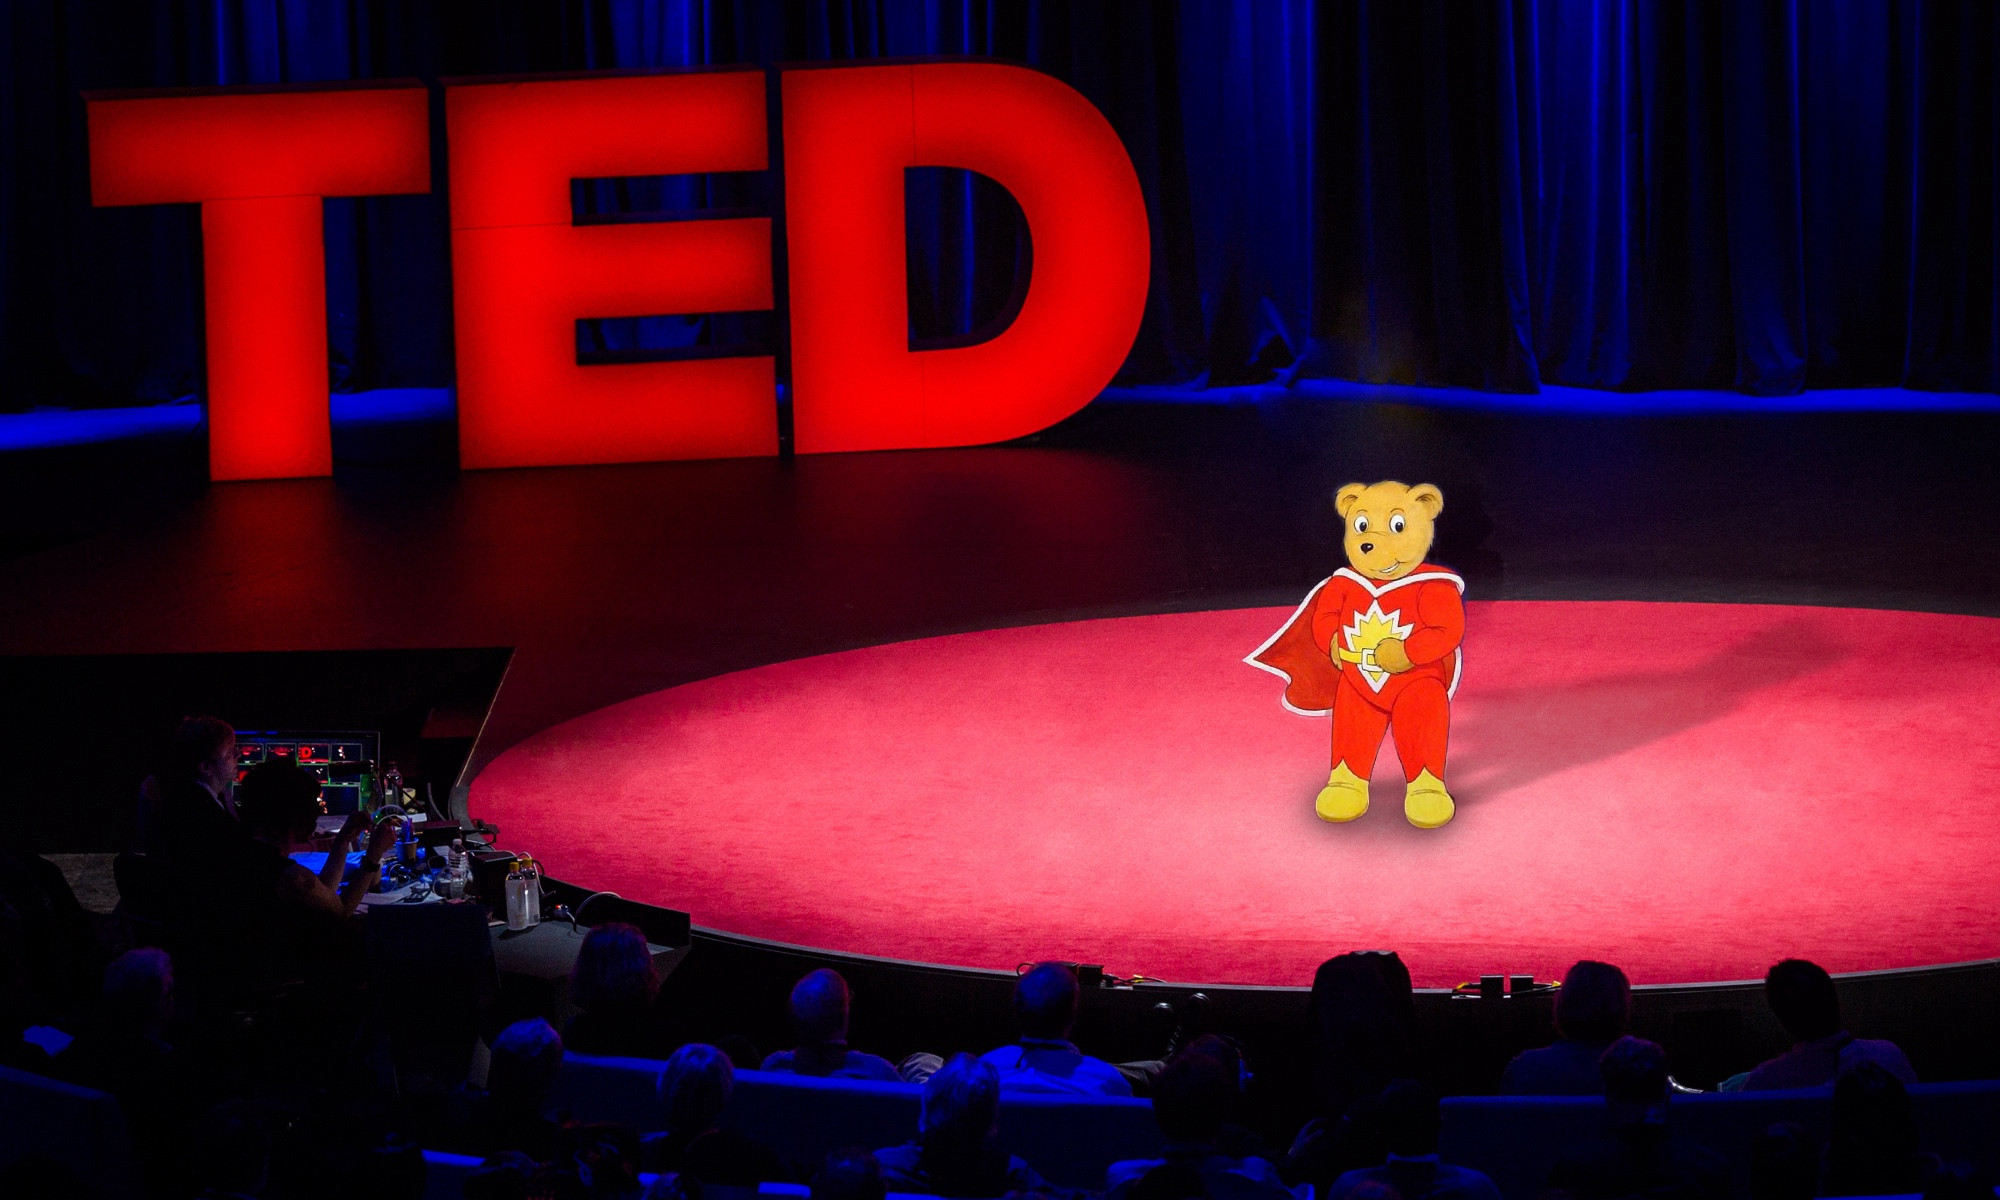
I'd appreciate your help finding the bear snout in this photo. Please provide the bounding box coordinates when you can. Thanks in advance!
[1360,541,1374,554]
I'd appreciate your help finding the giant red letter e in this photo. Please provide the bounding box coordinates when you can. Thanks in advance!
[446,72,775,469]
[88,84,430,480]
[782,64,1150,454]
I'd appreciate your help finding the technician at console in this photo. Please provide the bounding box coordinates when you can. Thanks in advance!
[138,715,244,859]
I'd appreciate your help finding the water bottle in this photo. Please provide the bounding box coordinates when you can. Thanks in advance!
[523,858,543,928]
[504,861,529,931]
[442,838,466,900]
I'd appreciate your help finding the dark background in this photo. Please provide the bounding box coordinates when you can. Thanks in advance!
[4,0,1999,417]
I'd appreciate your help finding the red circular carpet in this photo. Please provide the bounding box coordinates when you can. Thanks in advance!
[473,601,2000,987]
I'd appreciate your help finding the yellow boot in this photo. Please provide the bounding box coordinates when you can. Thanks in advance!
[1404,769,1455,829]
[1315,762,1370,823]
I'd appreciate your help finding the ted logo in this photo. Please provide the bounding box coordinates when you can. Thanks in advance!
[88,65,1150,481]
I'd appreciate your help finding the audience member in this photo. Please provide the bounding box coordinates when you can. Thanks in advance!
[1133,1161,1211,1200]
[979,961,1131,1096]
[1499,961,1629,1095]
[552,1121,647,1198]
[1322,1080,1501,1200]
[876,1053,1052,1197]
[1544,1037,1728,1200]
[1743,960,1915,1090]
[761,968,900,1082]
[642,1042,787,1182]
[1181,1034,1267,1160]
[0,844,101,1029]
[1820,1062,1933,1197]
[716,1032,765,1072]
[235,758,398,920]
[563,922,666,1057]
[463,1151,543,1200]
[323,1132,429,1200]
[139,716,246,860]
[1923,1160,1998,1200]
[1749,1122,1819,1200]
[55,947,199,1174]
[189,1098,272,1200]
[1106,1047,1292,1200]
[440,1019,567,1161]
[1308,952,1417,1120]
[813,1149,889,1200]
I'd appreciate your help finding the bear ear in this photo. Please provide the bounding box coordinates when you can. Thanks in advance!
[1334,483,1368,519]
[1407,483,1444,518]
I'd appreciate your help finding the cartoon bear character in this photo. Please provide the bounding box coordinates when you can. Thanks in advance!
[1246,481,1465,828]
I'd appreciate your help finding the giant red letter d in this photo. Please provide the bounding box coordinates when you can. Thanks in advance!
[782,64,1150,454]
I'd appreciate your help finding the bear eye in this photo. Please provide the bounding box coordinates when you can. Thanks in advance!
[1353,514,1369,534]
[1390,513,1406,533]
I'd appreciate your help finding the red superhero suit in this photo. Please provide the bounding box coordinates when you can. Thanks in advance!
[1247,565,1465,783]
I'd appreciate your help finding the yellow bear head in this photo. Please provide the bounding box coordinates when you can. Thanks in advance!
[1335,480,1443,582]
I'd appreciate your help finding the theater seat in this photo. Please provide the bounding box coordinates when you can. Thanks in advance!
[422,1149,483,1200]
[550,1054,1163,1187]
[426,1144,668,1200]
[422,1148,663,1199]
[1440,1082,2000,1200]
[0,1063,139,1197]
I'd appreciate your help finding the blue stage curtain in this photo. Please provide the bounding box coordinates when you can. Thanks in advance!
[1305,0,2000,395]
[1,0,1997,415]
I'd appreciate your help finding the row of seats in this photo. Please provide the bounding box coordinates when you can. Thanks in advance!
[415,1158,988,1200]
[548,1053,2000,1199]
[1441,1086,2000,1200]
[11,1053,2000,1200]
[548,1053,1164,1188]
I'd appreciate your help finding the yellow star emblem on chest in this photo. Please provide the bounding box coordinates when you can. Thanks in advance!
[1338,601,1413,692]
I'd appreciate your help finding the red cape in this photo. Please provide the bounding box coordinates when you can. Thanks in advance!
[1245,565,1464,716]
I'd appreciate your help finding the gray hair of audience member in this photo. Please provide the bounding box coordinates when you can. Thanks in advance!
[1556,960,1631,1045]
[1598,1036,1670,1124]
[103,947,174,1034]
[488,1019,565,1104]
[811,1149,887,1200]
[1013,961,1080,1040]
[569,923,658,1013]
[792,968,853,1045]
[657,1043,734,1134]
[917,1053,1002,1147]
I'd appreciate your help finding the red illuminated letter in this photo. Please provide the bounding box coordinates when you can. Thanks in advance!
[782,63,1150,454]
[446,72,775,469]
[88,84,430,481]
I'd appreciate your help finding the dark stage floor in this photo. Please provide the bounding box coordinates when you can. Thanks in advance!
[7,391,2000,802]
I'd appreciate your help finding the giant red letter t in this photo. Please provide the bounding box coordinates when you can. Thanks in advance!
[88,84,430,481]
